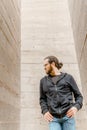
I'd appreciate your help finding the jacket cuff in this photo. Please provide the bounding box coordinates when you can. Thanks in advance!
[42,109,49,115]
[74,103,81,111]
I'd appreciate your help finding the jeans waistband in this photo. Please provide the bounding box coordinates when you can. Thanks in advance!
[52,113,66,118]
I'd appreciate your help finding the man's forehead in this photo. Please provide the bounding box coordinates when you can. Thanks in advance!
[44,59,49,64]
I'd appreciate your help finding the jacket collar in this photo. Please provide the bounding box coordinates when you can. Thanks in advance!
[46,72,66,85]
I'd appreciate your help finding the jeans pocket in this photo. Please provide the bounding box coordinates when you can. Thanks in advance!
[65,115,71,119]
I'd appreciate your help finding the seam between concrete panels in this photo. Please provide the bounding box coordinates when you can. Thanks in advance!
[79,33,87,63]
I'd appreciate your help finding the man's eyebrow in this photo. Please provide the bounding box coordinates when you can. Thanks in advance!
[44,63,47,66]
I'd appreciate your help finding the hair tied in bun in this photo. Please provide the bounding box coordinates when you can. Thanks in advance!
[58,62,63,69]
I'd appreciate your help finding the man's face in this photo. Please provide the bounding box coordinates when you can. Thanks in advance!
[44,59,53,74]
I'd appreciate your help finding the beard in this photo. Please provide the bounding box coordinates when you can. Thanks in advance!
[46,65,53,75]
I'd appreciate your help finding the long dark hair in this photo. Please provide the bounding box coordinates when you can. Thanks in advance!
[44,56,63,69]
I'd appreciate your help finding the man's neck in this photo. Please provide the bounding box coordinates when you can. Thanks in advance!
[50,71,61,76]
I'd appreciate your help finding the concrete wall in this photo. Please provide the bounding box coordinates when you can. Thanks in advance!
[68,0,87,115]
[21,0,85,130]
[0,0,21,130]
[68,0,87,129]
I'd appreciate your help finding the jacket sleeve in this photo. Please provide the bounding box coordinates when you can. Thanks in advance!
[39,79,48,115]
[68,75,83,110]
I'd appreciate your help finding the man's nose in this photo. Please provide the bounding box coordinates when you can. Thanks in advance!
[44,67,46,70]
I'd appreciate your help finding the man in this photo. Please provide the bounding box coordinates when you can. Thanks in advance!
[39,56,83,130]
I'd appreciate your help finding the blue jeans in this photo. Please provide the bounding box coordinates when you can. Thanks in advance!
[49,115,76,130]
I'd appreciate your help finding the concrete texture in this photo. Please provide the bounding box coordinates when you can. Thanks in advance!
[2,0,87,130]
[68,0,87,127]
[0,0,21,130]
[21,0,85,130]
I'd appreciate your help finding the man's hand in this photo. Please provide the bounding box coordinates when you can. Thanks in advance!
[66,107,78,118]
[43,111,53,122]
